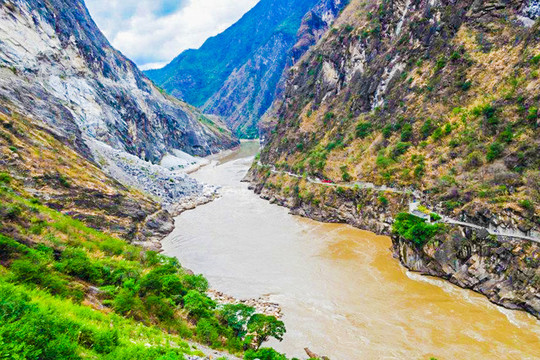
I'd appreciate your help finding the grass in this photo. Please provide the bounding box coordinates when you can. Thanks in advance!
[0,177,291,359]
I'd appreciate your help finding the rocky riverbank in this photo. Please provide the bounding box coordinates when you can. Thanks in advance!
[246,166,540,320]
[208,289,283,319]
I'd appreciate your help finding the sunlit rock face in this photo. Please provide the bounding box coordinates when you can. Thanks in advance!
[0,0,238,163]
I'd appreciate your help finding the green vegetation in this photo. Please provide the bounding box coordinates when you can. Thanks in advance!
[355,121,372,139]
[393,213,445,248]
[0,179,289,359]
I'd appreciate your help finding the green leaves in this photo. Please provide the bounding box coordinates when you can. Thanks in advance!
[219,303,255,337]
[392,213,444,248]
[247,314,286,350]
[183,290,216,320]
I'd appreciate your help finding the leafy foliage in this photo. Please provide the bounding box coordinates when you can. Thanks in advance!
[247,314,286,350]
[392,213,445,248]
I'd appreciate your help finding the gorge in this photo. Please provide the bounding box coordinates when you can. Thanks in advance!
[0,0,539,359]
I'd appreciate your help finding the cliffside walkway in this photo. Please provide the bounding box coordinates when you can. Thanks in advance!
[259,163,540,244]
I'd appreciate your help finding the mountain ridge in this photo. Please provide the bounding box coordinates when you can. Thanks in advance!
[146,0,347,138]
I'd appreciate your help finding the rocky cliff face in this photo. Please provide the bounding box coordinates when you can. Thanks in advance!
[249,0,540,318]
[146,0,347,138]
[0,0,238,164]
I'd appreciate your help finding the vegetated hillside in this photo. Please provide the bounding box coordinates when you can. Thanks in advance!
[0,0,238,164]
[146,0,347,138]
[0,105,166,242]
[249,0,540,317]
[0,164,292,359]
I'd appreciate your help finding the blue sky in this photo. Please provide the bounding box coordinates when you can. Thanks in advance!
[85,0,259,70]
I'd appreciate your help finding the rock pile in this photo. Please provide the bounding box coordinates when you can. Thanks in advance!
[208,290,283,319]
[88,139,214,206]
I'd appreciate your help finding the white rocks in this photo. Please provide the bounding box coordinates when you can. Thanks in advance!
[208,290,283,319]
[87,138,216,207]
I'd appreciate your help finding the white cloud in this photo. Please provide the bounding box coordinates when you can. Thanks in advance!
[85,0,259,69]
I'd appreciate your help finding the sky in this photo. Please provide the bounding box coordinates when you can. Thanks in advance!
[85,0,259,70]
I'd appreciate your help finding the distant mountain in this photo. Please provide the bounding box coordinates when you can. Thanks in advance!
[146,0,347,138]
[0,0,238,163]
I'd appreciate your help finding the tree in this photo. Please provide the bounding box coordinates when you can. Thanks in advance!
[247,314,286,350]
[219,303,255,337]
[244,347,288,360]
[183,290,215,320]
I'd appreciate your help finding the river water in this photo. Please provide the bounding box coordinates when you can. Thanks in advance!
[162,142,540,360]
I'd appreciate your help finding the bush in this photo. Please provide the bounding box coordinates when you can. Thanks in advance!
[113,281,143,317]
[486,142,503,162]
[10,259,68,296]
[420,119,435,139]
[145,295,175,321]
[0,172,11,184]
[196,318,220,346]
[0,284,80,360]
[519,199,534,211]
[355,122,372,138]
[393,213,444,248]
[392,142,411,157]
[244,348,288,360]
[56,248,104,284]
[400,123,413,141]
[2,204,22,220]
[219,303,255,337]
[183,290,215,320]
[528,107,538,122]
[431,127,443,142]
[498,126,513,144]
[382,125,393,138]
[183,274,209,293]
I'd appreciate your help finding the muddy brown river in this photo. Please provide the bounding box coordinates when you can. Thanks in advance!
[162,142,540,360]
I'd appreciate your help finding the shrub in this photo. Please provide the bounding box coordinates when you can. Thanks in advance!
[183,290,215,320]
[376,155,393,169]
[145,295,175,321]
[219,303,255,337]
[392,142,411,157]
[392,213,444,248]
[400,123,413,141]
[519,199,534,211]
[56,248,104,284]
[183,274,209,293]
[0,284,80,360]
[0,172,11,184]
[113,281,143,317]
[196,318,220,346]
[10,259,68,296]
[420,119,435,139]
[435,56,447,71]
[498,126,513,144]
[378,196,389,207]
[465,151,484,169]
[244,348,288,360]
[2,204,22,219]
[355,122,372,138]
[486,142,503,162]
[382,124,393,138]
[323,112,334,123]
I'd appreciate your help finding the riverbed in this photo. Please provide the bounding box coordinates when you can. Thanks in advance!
[162,142,540,360]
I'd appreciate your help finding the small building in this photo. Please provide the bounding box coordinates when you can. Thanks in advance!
[409,201,432,223]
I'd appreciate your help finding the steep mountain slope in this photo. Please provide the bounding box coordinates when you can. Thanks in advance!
[146,0,347,138]
[249,0,540,317]
[0,0,237,164]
